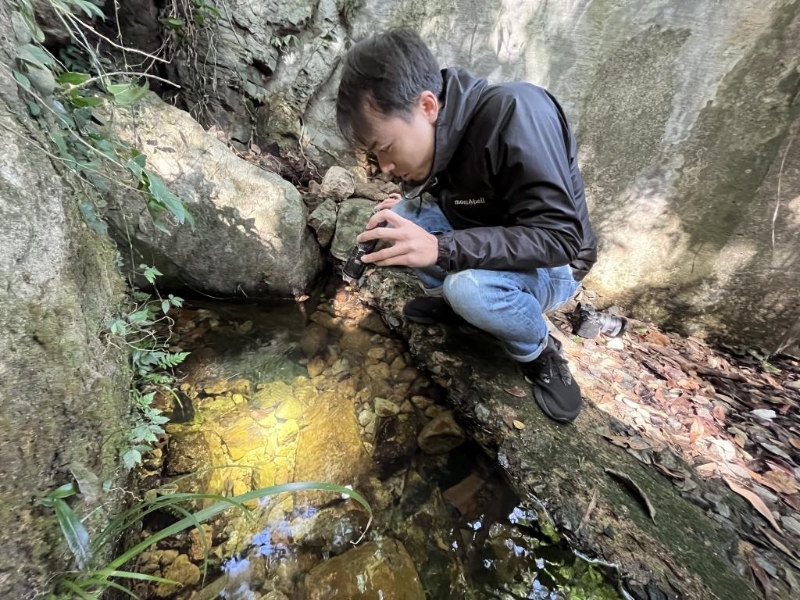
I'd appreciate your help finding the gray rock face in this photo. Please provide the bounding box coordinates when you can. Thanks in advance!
[0,5,130,594]
[160,0,800,351]
[307,198,338,247]
[107,93,323,297]
[331,198,376,261]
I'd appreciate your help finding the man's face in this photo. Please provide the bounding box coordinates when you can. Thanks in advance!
[365,91,439,185]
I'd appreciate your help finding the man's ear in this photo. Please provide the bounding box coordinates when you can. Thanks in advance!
[419,90,440,123]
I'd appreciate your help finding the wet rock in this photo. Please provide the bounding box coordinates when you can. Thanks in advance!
[418,411,465,455]
[155,554,201,597]
[331,199,376,261]
[396,367,421,384]
[372,415,419,474]
[321,166,355,201]
[294,392,372,486]
[307,356,326,378]
[222,417,264,461]
[365,362,391,381]
[358,408,375,427]
[300,323,328,358]
[339,328,375,356]
[367,347,387,361]
[299,538,424,600]
[277,420,300,445]
[165,431,212,476]
[330,358,350,376]
[358,311,391,335]
[410,396,433,409]
[375,398,400,417]
[276,398,303,420]
[293,507,368,555]
[189,525,213,561]
[389,356,407,376]
[443,474,485,516]
[308,199,338,247]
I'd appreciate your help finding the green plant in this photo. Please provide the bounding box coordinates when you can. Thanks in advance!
[269,33,298,53]
[11,0,194,233]
[41,479,372,599]
[107,264,187,470]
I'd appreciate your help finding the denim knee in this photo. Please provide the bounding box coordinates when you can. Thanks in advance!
[442,271,492,316]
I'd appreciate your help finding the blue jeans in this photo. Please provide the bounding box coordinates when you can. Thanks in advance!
[393,198,582,362]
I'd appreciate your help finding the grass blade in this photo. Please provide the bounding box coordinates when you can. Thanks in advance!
[106,482,371,571]
[78,578,139,599]
[59,579,96,599]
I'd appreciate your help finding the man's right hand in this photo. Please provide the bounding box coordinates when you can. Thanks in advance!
[374,193,403,211]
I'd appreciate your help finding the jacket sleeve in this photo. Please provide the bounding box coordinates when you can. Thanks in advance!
[436,92,585,272]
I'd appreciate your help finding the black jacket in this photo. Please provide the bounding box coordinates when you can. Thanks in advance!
[421,68,597,280]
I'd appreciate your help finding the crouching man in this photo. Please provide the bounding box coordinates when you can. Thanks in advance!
[335,29,598,423]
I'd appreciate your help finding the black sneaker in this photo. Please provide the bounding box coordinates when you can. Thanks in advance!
[402,296,466,326]
[519,336,582,423]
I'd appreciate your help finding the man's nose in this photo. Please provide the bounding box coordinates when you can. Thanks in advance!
[379,160,395,174]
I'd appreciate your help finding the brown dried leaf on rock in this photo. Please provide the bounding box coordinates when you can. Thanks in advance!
[724,476,783,534]
[748,554,772,598]
[503,386,527,398]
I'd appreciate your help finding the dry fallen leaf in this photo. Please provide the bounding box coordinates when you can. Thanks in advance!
[689,419,704,444]
[512,420,525,430]
[712,405,726,422]
[789,437,800,451]
[748,555,771,598]
[504,386,527,398]
[723,476,783,534]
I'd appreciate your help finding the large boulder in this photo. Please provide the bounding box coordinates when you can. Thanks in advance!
[0,5,130,594]
[155,0,800,351]
[106,93,324,298]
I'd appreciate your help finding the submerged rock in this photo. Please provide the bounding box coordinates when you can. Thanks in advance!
[417,411,465,455]
[299,538,425,600]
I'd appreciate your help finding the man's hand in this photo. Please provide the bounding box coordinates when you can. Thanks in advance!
[374,193,403,211]
[357,209,438,268]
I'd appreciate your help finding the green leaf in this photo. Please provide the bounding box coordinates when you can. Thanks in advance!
[89,569,177,584]
[58,580,95,600]
[18,43,55,67]
[69,95,104,108]
[58,71,92,85]
[108,81,149,106]
[67,0,106,20]
[78,577,139,599]
[127,309,152,324]
[161,17,185,28]
[27,100,41,116]
[53,497,92,569]
[106,481,373,572]
[144,170,186,222]
[161,300,170,314]
[122,448,142,470]
[13,70,31,91]
[49,482,79,500]
[142,265,162,285]
[169,295,184,307]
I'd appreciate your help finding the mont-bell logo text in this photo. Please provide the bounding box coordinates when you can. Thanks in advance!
[453,197,487,206]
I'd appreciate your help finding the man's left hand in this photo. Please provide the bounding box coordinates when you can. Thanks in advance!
[357,209,438,268]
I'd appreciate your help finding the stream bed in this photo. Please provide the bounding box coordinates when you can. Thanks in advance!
[131,279,623,600]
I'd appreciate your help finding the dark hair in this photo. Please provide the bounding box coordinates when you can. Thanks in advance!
[336,29,442,148]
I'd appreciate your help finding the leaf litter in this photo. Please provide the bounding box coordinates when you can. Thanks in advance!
[550,296,800,596]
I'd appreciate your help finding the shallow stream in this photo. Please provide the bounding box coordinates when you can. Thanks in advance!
[131,280,622,600]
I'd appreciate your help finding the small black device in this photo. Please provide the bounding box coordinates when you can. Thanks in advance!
[342,221,387,285]
[571,302,627,339]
